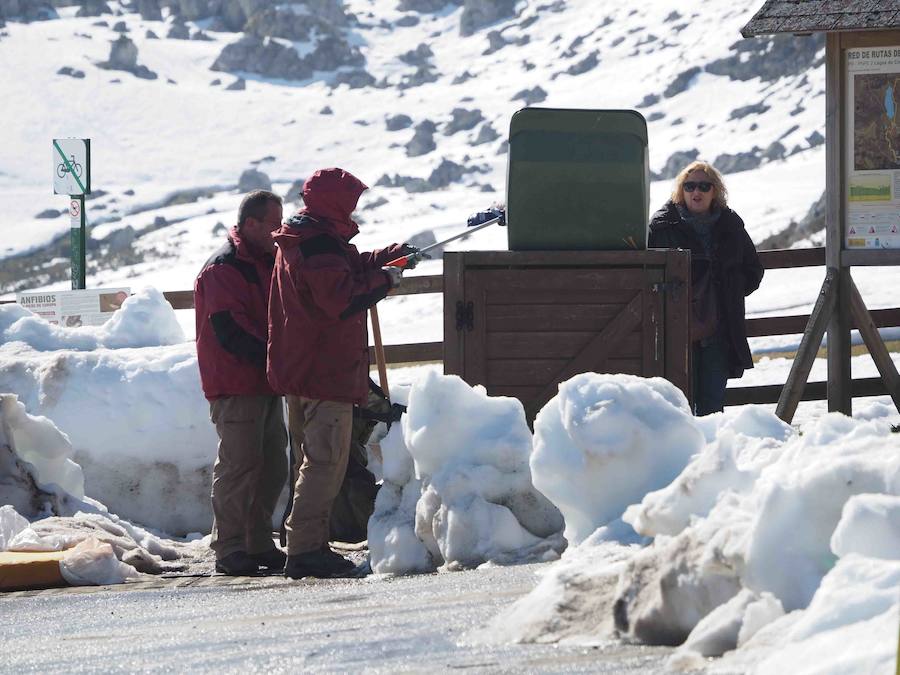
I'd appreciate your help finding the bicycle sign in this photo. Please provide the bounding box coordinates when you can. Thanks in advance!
[52,138,91,195]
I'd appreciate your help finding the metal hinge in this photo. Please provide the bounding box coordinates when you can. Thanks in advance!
[456,300,474,331]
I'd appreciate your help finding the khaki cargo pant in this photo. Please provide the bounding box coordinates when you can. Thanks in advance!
[209,395,288,559]
[284,396,353,555]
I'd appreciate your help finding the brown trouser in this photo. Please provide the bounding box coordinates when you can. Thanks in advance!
[284,396,353,555]
[209,395,288,559]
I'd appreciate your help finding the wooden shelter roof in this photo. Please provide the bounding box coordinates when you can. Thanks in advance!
[742,1,900,37]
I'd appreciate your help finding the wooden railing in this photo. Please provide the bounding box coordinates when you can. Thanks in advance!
[6,247,898,407]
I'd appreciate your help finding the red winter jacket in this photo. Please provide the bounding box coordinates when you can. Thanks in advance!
[267,168,404,404]
[195,229,276,400]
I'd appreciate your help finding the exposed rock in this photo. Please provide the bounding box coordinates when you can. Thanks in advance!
[647,111,664,122]
[451,70,474,85]
[237,168,272,192]
[395,14,419,27]
[99,35,157,79]
[472,122,499,145]
[402,177,432,193]
[496,140,509,155]
[0,0,56,21]
[483,29,529,55]
[332,68,375,89]
[284,178,305,204]
[35,208,63,219]
[75,0,111,17]
[563,49,598,76]
[211,35,313,81]
[145,29,158,38]
[167,21,190,39]
[319,105,333,115]
[759,190,825,250]
[191,30,213,41]
[459,0,516,37]
[307,32,365,71]
[427,158,465,188]
[398,0,462,11]
[398,65,439,89]
[399,43,433,67]
[405,120,437,157]
[729,101,770,120]
[112,19,127,32]
[57,66,86,79]
[224,77,245,90]
[762,140,786,161]
[664,66,701,98]
[705,34,824,82]
[807,130,824,148]
[137,0,162,21]
[511,86,547,105]
[713,147,762,174]
[636,93,659,108]
[386,114,413,131]
[444,107,484,135]
[652,148,699,181]
[102,225,136,253]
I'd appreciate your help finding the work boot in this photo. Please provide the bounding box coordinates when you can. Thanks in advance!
[284,545,356,579]
[215,551,259,576]
[251,548,287,571]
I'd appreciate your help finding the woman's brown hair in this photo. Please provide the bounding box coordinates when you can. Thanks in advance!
[670,160,728,210]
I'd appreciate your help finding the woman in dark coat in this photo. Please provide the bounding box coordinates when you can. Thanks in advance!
[649,161,764,415]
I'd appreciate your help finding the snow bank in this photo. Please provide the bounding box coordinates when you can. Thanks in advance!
[1,287,185,350]
[531,373,704,544]
[0,292,217,534]
[480,381,900,675]
[368,372,565,574]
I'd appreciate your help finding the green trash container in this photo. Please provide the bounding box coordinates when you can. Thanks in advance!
[506,108,649,251]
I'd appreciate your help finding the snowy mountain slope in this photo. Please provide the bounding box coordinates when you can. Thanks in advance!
[0,0,851,344]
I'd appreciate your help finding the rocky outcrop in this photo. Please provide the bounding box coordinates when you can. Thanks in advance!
[99,35,158,80]
[706,34,824,83]
[459,0,516,37]
[398,0,462,11]
[664,66,701,98]
[0,0,57,21]
[511,86,546,105]
[386,114,413,131]
[211,35,313,80]
[760,190,825,250]
[405,120,437,157]
[443,108,483,135]
[237,168,271,192]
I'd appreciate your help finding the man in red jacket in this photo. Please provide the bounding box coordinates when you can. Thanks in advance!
[268,168,413,579]
[195,190,288,576]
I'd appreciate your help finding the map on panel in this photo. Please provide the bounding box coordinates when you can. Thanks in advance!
[853,73,900,173]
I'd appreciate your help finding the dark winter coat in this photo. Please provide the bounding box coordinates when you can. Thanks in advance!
[267,168,404,404]
[649,201,764,377]
[195,228,276,400]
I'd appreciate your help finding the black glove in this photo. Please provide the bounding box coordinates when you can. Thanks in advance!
[467,206,506,227]
[395,244,431,270]
[382,266,403,289]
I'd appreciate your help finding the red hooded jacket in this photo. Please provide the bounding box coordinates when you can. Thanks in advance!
[195,228,276,400]
[267,168,404,404]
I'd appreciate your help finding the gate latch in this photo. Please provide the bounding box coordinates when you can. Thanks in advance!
[456,300,474,331]
[651,280,684,294]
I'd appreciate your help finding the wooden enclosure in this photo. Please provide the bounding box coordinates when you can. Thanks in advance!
[442,250,691,420]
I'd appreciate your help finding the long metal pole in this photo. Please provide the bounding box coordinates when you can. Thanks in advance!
[70,194,86,289]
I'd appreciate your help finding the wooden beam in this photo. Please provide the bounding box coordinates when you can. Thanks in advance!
[776,270,837,423]
[824,33,851,416]
[841,250,900,267]
[727,377,889,407]
[757,247,825,269]
[368,341,442,366]
[847,276,900,413]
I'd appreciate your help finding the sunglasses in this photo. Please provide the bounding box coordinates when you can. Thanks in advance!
[684,181,713,193]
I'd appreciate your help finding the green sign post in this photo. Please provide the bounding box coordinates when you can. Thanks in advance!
[52,138,91,290]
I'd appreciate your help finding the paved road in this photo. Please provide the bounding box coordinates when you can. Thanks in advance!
[1,562,679,673]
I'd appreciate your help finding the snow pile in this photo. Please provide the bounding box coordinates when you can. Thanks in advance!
[0,397,211,582]
[480,390,900,674]
[0,292,217,534]
[531,373,704,544]
[368,372,565,574]
[1,287,185,350]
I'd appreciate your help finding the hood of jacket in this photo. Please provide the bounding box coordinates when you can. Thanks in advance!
[291,168,367,241]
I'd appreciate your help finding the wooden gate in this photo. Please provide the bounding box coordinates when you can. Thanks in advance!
[443,250,691,420]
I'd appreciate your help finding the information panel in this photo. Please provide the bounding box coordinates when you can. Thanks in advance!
[16,288,130,327]
[845,47,900,249]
